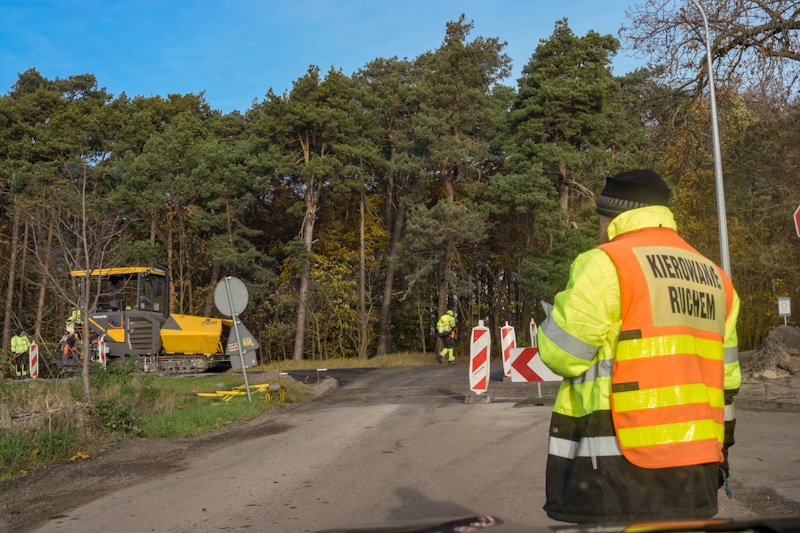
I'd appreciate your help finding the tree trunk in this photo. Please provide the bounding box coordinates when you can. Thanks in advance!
[150,217,157,247]
[558,162,569,222]
[80,275,92,401]
[436,246,448,355]
[521,292,531,346]
[204,263,220,317]
[167,213,175,313]
[436,172,456,355]
[17,218,29,321]
[416,294,427,355]
[2,204,20,353]
[292,189,318,361]
[384,167,394,235]
[383,148,398,234]
[34,218,55,344]
[376,200,406,356]
[78,168,93,402]
[358,188,368,359]
[293,252,311,360]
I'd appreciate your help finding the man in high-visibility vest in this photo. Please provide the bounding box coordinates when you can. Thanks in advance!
[436,310,456,364]
[538,169,741,523]
[10,328,31,379]
[65,305,82,334]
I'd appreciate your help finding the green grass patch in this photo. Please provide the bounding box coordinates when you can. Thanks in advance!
[85,365,308,439]
[0,425,87,481]
[136,376,307,438]
[138,392,271,437]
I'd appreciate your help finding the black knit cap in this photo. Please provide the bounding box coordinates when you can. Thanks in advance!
[596,169,671,218]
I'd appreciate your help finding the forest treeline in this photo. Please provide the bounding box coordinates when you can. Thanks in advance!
[2,7,799,362]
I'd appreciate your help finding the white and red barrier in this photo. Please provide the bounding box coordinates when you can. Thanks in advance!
[469,321,490,395]
[29,342,39,379]
[500,322,516,377]
[97,336,107,367]
[509,347,561,382]
[509,318,561,383]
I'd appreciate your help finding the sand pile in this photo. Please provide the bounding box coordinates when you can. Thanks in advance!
[740,325,800,380]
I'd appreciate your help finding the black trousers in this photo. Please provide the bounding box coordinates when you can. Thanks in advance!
[13,351,29,368]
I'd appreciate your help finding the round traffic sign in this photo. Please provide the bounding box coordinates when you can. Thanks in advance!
[214,277,248,317]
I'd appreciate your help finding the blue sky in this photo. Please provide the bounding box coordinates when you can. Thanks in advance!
[0,0,646,114]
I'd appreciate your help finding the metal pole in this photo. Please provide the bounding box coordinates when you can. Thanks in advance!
[224,277,252,402]
[691,0,731,278]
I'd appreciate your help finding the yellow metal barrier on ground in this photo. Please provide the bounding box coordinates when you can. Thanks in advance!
[195,380,287,404]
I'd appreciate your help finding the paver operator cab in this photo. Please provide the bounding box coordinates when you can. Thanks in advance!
[57,267,233,374]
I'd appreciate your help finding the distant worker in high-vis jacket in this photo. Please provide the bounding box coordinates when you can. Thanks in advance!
[436,310,456,364]
[11,328,31,379]
[538,169,741,523]
[66,305,82,334]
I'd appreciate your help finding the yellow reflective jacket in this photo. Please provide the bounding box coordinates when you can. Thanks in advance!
[11,334,31,355]
[436,314,455,335]
[537,206,741,524]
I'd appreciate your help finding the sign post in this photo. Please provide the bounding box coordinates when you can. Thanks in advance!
[779,297,791,326]
[214,277,255,402]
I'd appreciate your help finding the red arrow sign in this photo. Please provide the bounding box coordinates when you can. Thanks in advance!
[510,347,541,382]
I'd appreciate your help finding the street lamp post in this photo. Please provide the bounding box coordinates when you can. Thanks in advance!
[690,0,731,278]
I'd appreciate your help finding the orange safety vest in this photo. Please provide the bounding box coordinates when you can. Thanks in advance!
[599,227,735,469]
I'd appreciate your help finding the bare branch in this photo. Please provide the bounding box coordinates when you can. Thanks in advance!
[622,0,800,98]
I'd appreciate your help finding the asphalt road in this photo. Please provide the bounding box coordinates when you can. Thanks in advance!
[31,364,800,532]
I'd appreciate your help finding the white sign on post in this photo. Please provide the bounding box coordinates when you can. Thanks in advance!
[214,276,255,401]
[779,297,791,326]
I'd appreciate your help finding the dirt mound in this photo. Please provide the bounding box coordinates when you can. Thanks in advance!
[740,325,800,380]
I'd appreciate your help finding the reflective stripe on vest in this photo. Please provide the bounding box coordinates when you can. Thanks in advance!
[599,227,734,469]
[548,435,623,460]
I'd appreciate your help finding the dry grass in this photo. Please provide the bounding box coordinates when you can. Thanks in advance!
[254,351,443,371]
[1,380,94,433]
